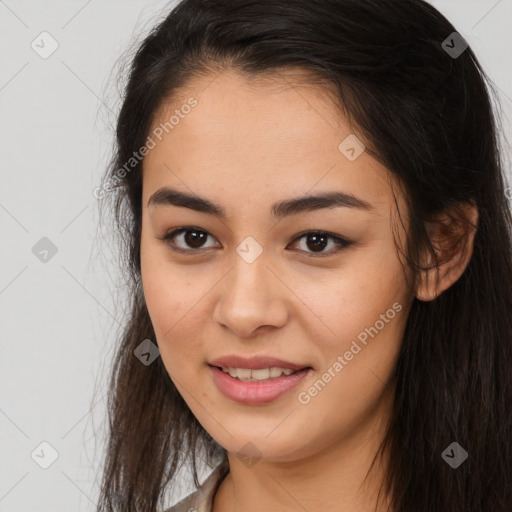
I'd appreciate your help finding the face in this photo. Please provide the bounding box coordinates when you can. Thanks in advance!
[140,68,415,463]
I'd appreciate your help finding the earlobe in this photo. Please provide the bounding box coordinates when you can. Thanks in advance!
[415,201,478,302]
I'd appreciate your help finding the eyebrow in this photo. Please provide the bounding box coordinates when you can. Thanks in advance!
[147,186,374,219]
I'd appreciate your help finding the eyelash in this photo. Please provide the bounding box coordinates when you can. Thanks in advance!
[159,227,353,258]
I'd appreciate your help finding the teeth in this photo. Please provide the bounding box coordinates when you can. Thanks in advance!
[237,368,252,380]
[220,366,299,381]
[269,367,283,377]
[251,368,270,380]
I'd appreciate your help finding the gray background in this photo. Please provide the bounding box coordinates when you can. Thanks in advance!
[1,1,511,511]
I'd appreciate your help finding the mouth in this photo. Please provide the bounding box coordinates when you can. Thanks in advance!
[210,365,311,382]
[207,362,313,404]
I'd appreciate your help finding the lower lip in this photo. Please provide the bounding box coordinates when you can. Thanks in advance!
[209,365,312,404]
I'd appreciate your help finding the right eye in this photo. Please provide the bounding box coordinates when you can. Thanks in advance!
[159,227,220,253]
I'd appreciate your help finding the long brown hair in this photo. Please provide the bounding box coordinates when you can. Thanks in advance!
[95,1,512,510]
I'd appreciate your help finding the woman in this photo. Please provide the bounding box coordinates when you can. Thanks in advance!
[96,1,512,511]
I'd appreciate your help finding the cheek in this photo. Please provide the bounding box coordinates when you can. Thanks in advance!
[294,242,408,353]
[140,241,199,367]
[292,295,405,453]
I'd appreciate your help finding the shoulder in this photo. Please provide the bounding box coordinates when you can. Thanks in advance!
[164,459,230,512]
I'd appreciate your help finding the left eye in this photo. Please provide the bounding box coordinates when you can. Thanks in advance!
[160,227,352,257]
[289,230,352,257]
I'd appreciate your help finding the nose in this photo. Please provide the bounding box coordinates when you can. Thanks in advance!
[212,254,289,339]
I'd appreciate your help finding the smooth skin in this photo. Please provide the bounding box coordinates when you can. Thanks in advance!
[139,68,477,512]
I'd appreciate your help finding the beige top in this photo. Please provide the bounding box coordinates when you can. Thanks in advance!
[164,459,230,512]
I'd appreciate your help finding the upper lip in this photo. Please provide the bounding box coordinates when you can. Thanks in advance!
[209,355,311,371]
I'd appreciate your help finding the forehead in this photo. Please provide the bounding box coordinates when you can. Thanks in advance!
[142,68,397,216]
[150,67,346,145]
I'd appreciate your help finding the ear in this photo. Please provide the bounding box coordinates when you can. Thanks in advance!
[416,201,478,301]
